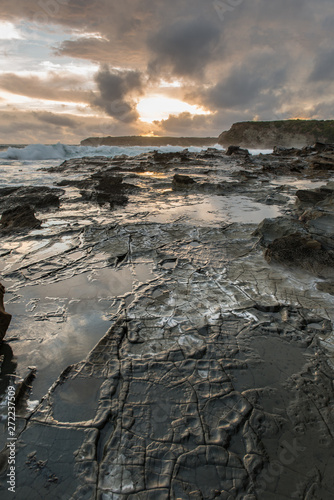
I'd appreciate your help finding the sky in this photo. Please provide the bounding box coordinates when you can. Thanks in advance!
[0,0,333,143]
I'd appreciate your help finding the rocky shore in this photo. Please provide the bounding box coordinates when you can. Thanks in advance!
[0,143,334,498]
[219,120,334,148]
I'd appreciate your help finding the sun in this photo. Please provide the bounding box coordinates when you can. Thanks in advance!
[137,96,210,123]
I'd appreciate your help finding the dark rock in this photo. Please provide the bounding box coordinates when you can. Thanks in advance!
[78,174,137,208]
[317,281,334,295]
[312,142,334,153]
[172,174,197,189]
[0,204,41,232]
[296,188,333,205]
[153,150,190,164]
[225,145,249,156]
[253,217,307,245]
[308,153,334,170]
[264,233,334,277]
[0,283,11,342]
[273,146,301,156]
[0,186,63,211]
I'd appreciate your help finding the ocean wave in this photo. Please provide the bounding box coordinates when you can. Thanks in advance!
[0,142,222,161]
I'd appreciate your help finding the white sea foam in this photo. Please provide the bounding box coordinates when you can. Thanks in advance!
[0,142,224,161]
[0,142,272,162]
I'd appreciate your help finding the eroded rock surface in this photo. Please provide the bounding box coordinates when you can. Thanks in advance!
[0,145,333,499]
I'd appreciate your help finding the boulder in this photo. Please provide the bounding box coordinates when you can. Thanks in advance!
[172,174,196,190]
[296,188,333,205]
[225,146,249,156]
[0,283,11,342]
[253,217,307,245]
[264,233,334,278]
[0,204,41,232]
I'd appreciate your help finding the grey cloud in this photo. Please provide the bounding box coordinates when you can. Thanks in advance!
[147,17,221,78]
[92,66,144,122]
[34,111,77,127]
[309,50,334,82]
[200,53,288,110]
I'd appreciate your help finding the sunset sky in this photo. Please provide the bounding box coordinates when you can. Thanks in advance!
[0,0,333,143]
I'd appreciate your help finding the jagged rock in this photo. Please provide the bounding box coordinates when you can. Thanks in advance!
[308,153,334,170]
[225,145,249,156]
[273,146,301,156]
[0,283,11,342]
[265,233,334,277]
[172,174,196,189]
[253,217,307,245]
[0,204,41,232]
[296,188,333,205]
[0,186,63,211]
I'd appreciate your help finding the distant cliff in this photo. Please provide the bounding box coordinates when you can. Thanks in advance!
[81,136,218,147]
[218,120,334,148]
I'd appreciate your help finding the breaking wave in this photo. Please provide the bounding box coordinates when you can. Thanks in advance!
[0,142,222,161]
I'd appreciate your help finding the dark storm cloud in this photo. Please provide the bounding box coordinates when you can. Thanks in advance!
[147,17,221,78]
[202,54,287,110]
[92,66,144,122]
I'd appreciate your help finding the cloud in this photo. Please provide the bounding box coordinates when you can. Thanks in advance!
[92,65,144,122]
[0,0,333,140]
[0,108,147,143]
[0,72,91,103]
[54,37,114,64]
[309,50,334,82]
[147,17,221,79]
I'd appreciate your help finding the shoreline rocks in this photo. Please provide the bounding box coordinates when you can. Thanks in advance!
[0,204,41,233]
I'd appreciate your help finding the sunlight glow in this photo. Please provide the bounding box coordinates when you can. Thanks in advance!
[0,22,23,40]
[137,96,210,123]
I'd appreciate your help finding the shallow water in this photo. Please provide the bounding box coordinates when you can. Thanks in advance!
[1,262,155,405]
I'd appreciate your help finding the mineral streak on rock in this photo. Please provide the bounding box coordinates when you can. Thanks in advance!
[0,144,334,499]
[0,283,11,342]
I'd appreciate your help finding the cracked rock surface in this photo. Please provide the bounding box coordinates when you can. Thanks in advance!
[0,146,334,499]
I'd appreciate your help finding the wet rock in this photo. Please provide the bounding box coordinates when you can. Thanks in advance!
[264,233,334,277]
[253,217,307,245]
[0,204,41,232]
[0,283,11,342]
[296,188,333,205]
[225,145,250,156]
[0,186,63,211]
[153,150,191,164]
[73,173,139,209]
[273,146,301,156]
[317,281,334,295]
[172,174,197,190]
[308,152,334,170]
